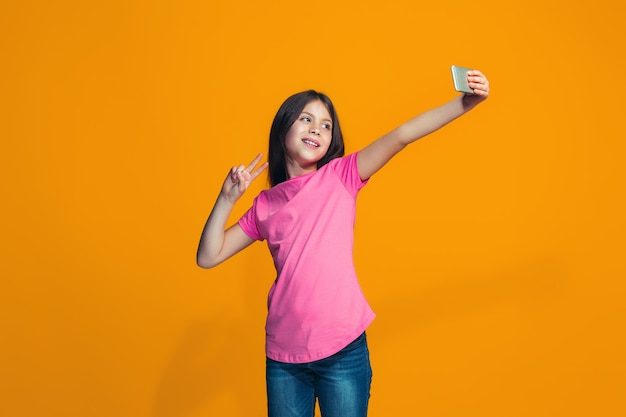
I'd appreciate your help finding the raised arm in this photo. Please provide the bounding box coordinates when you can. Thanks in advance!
[357,70,489,180]
[196,153,268,269]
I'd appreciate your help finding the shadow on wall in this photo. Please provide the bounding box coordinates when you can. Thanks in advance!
[153,245,272,417]
[152,317,264,417]
[151,253,564,416]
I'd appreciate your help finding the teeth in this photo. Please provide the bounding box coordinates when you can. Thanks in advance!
[303,139,319,147]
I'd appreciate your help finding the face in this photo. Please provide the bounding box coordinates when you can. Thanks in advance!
[284,99,333,177]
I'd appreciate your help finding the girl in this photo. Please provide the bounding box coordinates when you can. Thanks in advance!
[197,69,490,417]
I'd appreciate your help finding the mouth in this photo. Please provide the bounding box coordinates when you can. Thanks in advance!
[302,138,320,147]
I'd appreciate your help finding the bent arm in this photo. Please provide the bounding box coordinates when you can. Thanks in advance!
[196,194,255,268]
[196,153,268,269]
[358,70,489,180]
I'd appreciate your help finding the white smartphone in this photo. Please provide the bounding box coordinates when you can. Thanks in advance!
[451,65,474,94]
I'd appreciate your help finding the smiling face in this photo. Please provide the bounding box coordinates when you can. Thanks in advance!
[284,99,333,178]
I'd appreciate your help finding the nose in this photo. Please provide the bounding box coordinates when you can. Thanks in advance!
[310,127,320,135]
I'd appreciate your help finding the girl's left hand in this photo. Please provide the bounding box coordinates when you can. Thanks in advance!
[464,70,490,106]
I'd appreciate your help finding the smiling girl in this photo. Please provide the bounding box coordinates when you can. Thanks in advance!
[197,69,490,417]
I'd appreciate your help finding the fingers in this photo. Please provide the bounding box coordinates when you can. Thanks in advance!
[245,153,263,172]
[221,153,267,202]
[250,161,269,179]
[237,170,249,193]
[243,153,269,180]
[467,70,490,97]
[225,168,249,196]
[229,164,246,183]
[229,153,268,186]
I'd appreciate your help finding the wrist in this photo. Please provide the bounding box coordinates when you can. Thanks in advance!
[461,93,483,111]
[217,191,238,206]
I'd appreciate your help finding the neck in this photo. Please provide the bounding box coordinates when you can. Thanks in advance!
[286,159,317,180]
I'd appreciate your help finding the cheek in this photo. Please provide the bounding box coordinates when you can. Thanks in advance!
[284,128,298,147]
[324,132,333,147]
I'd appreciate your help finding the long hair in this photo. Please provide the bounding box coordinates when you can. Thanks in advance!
[268,90,345,187]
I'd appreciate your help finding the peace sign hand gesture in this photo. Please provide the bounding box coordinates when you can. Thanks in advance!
[220,153,269,203]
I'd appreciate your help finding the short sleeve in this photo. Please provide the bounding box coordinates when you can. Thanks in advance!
[329,152,368,195]
[238,197,264,241]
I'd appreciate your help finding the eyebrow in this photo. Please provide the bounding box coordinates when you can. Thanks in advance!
[301,111,332,124]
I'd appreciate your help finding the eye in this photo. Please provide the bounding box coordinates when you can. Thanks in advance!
[322,123,332,130]
[300,116,311,122]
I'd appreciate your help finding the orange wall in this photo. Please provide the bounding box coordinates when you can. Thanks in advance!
[2,1,625,416]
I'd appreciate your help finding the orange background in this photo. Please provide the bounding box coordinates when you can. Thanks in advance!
[2,1,625,416]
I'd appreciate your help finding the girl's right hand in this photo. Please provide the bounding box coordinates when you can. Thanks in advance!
[220,153,268,203]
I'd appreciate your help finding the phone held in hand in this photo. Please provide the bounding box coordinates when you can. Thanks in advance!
[451,65,474,94]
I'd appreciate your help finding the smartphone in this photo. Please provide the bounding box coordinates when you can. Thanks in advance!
[451,65,474,94]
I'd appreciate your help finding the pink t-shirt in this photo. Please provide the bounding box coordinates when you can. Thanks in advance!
[238,152,375,363]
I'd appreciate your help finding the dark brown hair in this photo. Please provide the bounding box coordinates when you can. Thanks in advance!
[268,90,345,186]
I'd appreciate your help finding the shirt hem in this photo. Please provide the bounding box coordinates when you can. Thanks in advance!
[265,313,375,364]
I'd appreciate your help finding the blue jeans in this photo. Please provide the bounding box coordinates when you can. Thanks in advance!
[266,332,372,417]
